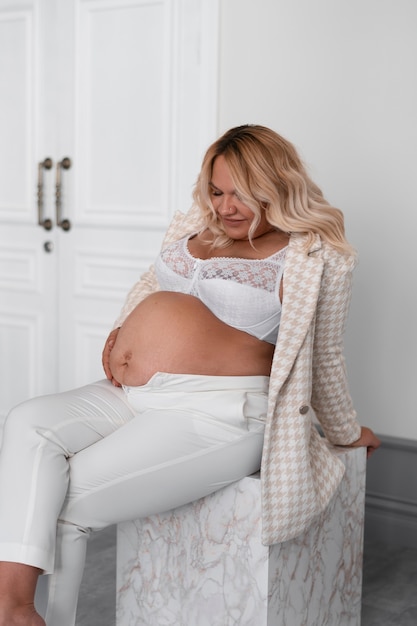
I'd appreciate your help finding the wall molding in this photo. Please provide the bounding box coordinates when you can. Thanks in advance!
[364,434,417,548]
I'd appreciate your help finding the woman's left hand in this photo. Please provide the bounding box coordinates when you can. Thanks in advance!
[349,426,381,458]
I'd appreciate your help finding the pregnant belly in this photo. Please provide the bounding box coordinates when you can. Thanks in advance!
[108,291,274,386]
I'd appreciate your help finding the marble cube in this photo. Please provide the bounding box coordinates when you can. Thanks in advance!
[116,445,366,626]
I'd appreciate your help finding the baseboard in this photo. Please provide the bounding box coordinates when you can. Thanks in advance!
[364,434,417,548]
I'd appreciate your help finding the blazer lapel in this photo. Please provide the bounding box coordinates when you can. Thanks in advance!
[269,233,324,398]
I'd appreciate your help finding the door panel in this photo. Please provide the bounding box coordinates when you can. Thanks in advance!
[0,1,58,420]
[0,0,219,420]
[0,225,58,415]
[57,0,219,391]
[0,6,35,220]
[76,0,170,226]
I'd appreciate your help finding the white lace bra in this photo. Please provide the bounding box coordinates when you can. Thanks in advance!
[154,235,287,344]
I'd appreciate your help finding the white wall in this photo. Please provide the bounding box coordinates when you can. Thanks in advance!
[218,0,417,440]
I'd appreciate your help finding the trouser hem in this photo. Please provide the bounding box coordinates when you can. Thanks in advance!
[0,541,53,574]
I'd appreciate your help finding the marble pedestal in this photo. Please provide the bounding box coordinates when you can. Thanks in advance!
[116,445,366,626]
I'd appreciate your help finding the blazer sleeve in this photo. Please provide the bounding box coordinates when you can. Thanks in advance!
[113,264,159,328]
[113,206,203,328]
[310,246,362,445]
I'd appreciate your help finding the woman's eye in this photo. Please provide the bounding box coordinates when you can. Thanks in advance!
[211,189,222,197]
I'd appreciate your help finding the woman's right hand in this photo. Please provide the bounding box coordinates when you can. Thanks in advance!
[102,327,121,386]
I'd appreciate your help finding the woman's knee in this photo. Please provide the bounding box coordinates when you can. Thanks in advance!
[3,395,54,442]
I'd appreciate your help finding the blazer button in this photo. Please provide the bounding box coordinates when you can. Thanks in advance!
[299,405,309,415]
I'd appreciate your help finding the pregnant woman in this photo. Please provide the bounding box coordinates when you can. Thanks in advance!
[0,125,380,626]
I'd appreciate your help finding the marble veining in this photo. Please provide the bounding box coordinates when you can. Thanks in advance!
[116,445,366,626]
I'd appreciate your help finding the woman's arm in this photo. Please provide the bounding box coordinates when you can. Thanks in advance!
[113,265,159,329]
[112,206,203,330]
[102,206,204,382]
[347,426,381,458]
[311,247,380,456]
[102,265,159,386]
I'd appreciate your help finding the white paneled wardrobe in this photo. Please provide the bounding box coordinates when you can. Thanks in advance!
[0,0,218,422]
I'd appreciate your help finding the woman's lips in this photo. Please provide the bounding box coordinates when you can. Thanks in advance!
[221,217,245,225]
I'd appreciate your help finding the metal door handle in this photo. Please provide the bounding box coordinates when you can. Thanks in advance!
[37,158,53,230]
[55,157,72,231]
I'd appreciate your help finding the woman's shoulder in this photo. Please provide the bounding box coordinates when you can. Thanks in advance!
[321,239,357,271]
[289,232,356,265]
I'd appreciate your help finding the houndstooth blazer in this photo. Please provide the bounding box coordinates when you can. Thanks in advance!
[114,207,362,545]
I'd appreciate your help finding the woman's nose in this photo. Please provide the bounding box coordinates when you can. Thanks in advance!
[218,197,235,215]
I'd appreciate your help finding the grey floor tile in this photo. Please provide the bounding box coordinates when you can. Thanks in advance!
[362,541,417,626]
[361,604,403,626]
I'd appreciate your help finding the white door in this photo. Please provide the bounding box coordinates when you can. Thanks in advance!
[0,0,218,422]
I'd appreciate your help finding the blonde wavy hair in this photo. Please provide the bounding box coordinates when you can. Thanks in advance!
[193,124,354,255]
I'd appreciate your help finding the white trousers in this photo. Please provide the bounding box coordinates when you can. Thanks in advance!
[0,373,268,626]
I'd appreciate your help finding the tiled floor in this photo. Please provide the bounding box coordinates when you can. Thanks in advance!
[361,540,417,625]
[75,526,417,625]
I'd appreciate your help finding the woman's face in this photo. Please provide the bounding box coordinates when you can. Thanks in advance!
[209,155,270,241]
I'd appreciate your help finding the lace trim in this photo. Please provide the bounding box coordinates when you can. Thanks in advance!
[160,238,287,293]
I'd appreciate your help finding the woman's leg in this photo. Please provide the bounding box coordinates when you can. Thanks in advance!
[46,374,268,625]
[0,563,44,626]
[0,380,136,626]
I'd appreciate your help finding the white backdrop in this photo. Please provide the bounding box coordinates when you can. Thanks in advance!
[217,0,417,440]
